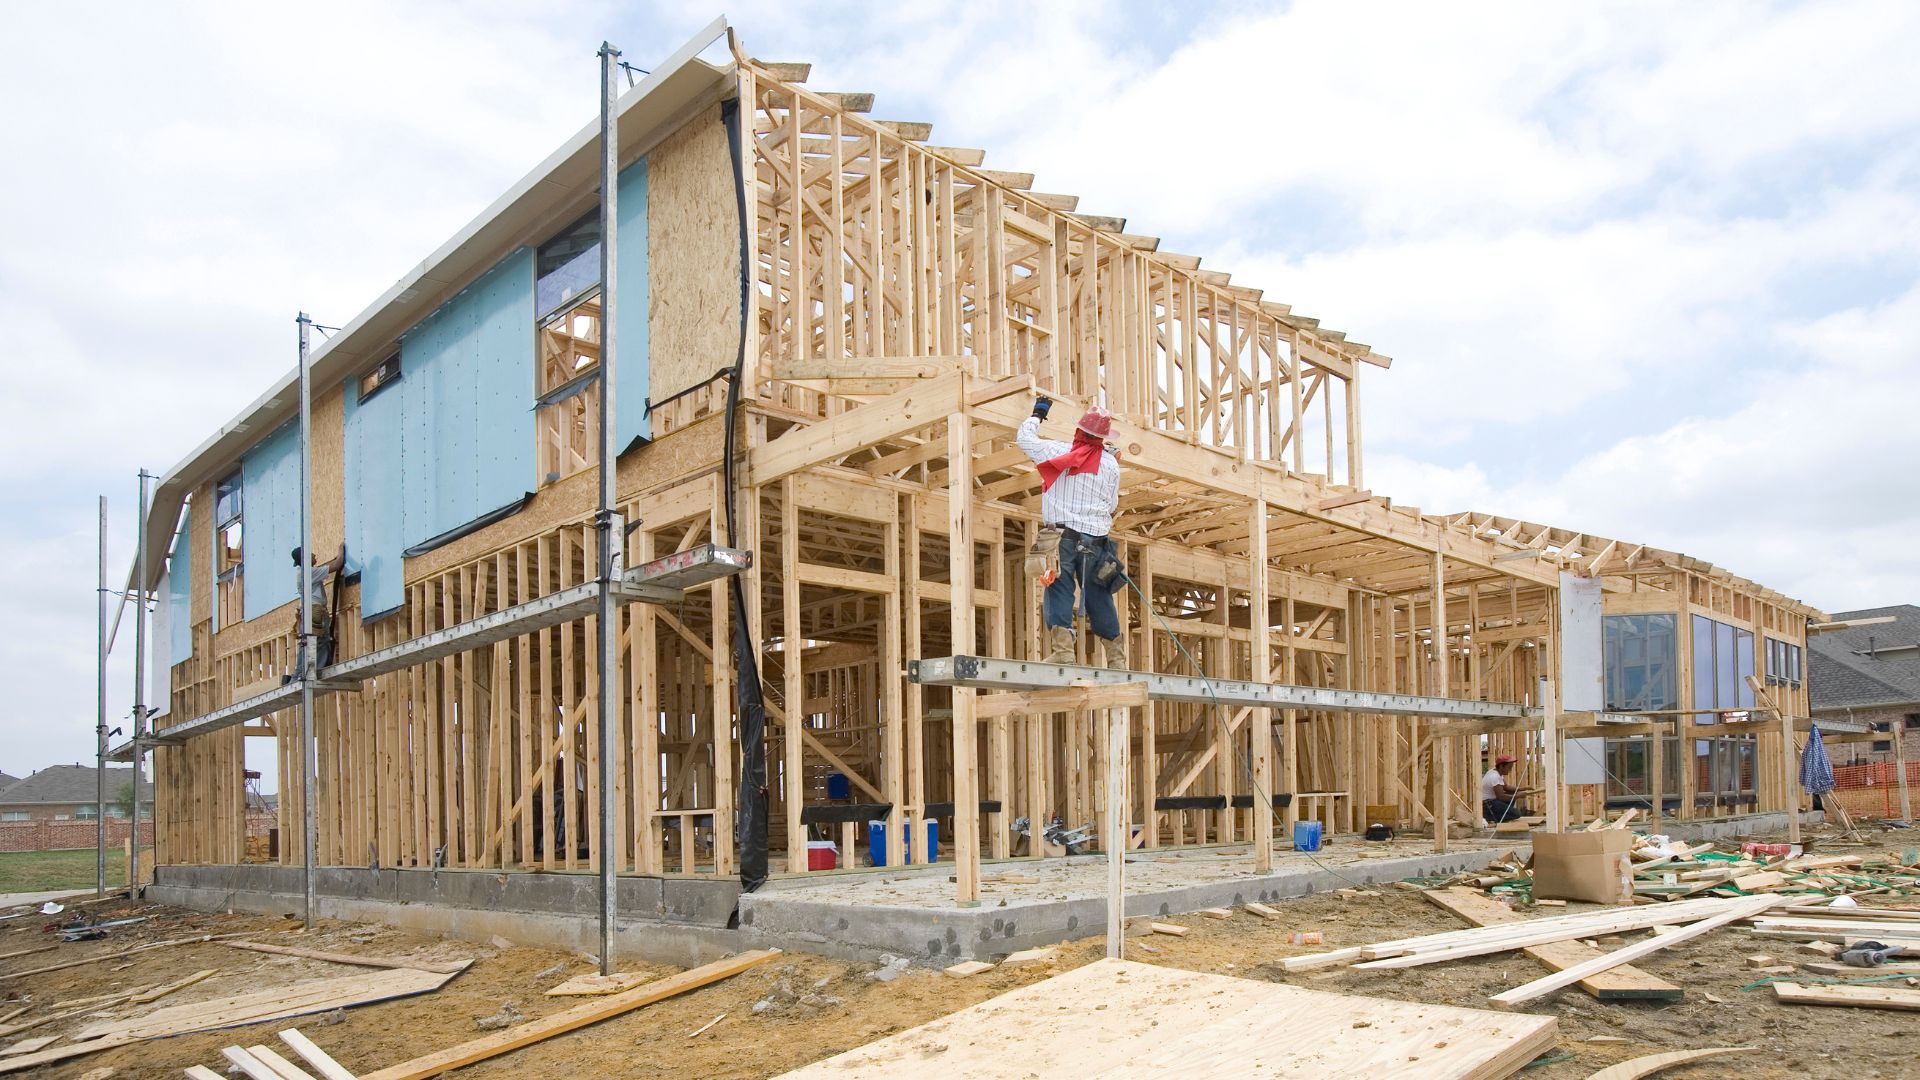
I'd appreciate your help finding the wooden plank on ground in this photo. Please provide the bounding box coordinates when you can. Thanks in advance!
[1422,889,1681,1001]
[358,950,781,1080]
[774,958,1556,1079]
[1490,895,1787,1006]
[279,1029,359,1080]
[1772,981,1920,1011]
[1585,1047,1758,1080]
[226,942,468,975]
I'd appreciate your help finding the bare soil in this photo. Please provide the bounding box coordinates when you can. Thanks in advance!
[4,834,1915,1078]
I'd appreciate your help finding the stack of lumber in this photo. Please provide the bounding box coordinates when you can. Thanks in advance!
[184,1028,361,1080]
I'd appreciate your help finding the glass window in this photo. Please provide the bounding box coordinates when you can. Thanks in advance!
[76,805,99,819]
[1716,621,1738,712]
[1,811,29,822]
[1604,613,1677,712]
[1692,614,1716,725]
[1735,629,1756,709]
[536,212,601,317]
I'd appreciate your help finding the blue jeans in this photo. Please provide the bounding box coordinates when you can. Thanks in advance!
[1044,530,1120,640]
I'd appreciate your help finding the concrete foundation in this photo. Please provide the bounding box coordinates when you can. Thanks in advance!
[145,810,1827,966]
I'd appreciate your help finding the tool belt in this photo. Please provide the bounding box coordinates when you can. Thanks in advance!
[1030,526,1127,593]
[1026,526,1063,585]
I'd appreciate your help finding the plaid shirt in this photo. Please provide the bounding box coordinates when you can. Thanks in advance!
[1016,416,1120,537]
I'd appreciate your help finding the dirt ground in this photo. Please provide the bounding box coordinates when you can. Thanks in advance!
[4,834,1916,1078]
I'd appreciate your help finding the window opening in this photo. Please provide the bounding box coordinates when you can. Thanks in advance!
[535,292,602,485]
[358,353,401,402]
[215,469,244,630]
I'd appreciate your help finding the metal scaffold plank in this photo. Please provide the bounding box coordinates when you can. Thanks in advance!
[908,655,1538,720]
[121,544,751,755]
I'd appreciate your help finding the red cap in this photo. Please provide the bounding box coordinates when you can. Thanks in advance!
[1076,405,1113,439]
[1495,754,1517,765]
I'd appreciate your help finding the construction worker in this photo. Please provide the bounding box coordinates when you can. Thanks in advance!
[1480,753,1538,824]
[1017,396,1125,667]
[291,545,347,674]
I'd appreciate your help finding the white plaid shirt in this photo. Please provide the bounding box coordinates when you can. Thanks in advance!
[1016,416,1120,537]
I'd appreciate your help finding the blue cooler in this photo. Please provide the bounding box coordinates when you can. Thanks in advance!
[1292,820,1323,852]
[825,772,852,800]
[868,819,940,866]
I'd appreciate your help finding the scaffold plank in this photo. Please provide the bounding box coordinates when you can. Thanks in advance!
[909,655,1536,720]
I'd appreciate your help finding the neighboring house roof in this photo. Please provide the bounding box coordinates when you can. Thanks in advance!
[0,765,150,806]
[0,771,19,793]
[1809,605,1920,712]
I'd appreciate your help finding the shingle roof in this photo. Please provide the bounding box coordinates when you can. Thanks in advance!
[0,771,18,795]
[1809,604,1920,712]
[0,764,149,806]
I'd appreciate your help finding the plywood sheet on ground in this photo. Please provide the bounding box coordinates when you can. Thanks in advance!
[776,958,1556,1079]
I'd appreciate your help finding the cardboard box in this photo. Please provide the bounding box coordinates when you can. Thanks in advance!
[1531,829,1635,904]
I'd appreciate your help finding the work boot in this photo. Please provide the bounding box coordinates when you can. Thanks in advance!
[1099,635,1127,670]
[1043,626,1076,664]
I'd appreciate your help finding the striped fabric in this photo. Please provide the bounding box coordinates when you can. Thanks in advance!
[1016,417,1120,536]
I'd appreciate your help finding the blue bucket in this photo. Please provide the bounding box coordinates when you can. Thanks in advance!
[868,819,940,867]
[1292,820,1323,852]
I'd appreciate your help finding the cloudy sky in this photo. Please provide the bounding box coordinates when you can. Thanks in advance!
[2,1,1915,775]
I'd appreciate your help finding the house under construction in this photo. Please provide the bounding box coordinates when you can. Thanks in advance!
[120,22,1847,959]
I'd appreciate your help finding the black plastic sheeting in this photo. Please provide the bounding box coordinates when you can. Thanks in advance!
[721,94,771,893]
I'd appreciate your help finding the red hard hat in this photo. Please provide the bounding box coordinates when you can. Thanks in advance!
[1076,405,1112,439]
[1495,754,1517,765]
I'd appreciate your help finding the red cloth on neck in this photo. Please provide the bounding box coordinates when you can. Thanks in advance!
[1037,432,1104,492]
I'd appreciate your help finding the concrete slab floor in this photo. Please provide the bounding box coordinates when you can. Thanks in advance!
[750,836,1518,911]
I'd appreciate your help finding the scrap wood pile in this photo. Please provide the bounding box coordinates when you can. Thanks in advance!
[0,891,780,1077]
[1288,837,1920,1013]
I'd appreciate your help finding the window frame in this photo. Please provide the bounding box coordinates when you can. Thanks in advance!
[358,353,402,402]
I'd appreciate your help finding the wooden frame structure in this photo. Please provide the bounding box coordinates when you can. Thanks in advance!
[139,30,1830,911]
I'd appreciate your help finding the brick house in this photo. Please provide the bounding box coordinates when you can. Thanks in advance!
[1810,605,1920,767]
[0,764,155,853]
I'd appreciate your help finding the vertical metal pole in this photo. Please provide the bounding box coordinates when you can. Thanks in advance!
[96,496,109,896]
[298,312,318,928]
[131,471,150,894]
[594,41,621,975]
[1105,705,1127,959]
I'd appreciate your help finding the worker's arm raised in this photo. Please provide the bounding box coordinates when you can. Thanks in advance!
[1015,400,1070,464]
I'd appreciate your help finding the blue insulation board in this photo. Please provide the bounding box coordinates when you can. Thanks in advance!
[346,247,536,617]
[240,419,300,620]
[615,157,652,449]
[168,510,192,664]
[344,358,406,618]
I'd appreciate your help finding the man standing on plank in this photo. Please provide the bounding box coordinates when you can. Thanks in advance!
[1016,396,1126,667]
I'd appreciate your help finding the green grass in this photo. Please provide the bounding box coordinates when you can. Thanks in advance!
[0,847,150,894]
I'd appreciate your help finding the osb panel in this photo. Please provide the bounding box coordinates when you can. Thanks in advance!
[648,101,740,408]
[188,479,213,625]
[311,384,345,558]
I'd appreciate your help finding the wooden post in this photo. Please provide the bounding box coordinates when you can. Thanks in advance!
[1542,677,1562,832]
[1249,500,1273,872]
[1432,553,1450,852]
[1897,719,1913,824]
[781,477,806,874]
[1781,706,1801,845]
[1106,702,1127,958]
[1649,720,1665,834]
[948,416,980,904]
